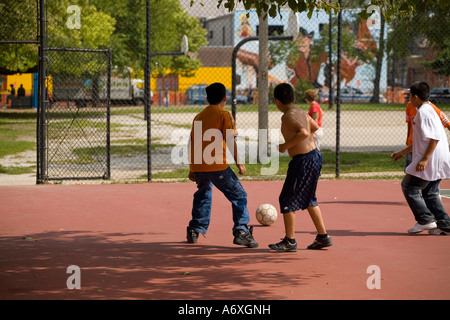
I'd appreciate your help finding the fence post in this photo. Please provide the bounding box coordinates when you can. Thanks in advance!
[37,0,47,184]
[258,11,269,161]
[106,49,112,179]
[145,0,152,181]
[335,0,342,179]
[328,4,333,109]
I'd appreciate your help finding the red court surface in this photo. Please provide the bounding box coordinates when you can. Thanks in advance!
[0,179,449,300]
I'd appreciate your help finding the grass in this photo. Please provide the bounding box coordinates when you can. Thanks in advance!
[0,106,413,180]
[151,150,406,180]
[0,164,35,175]
[71,143,175,164]
[43,102,450,116]
[0,112,36,174]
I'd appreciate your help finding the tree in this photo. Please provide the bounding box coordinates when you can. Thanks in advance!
[90,0,208,77]
[387,1,450,78]
[0,0,116,74]
[370,11,384,103]
[423,40,450,77]
[191,0,449,22]
[1,0,208,77]
[0,0,40,73]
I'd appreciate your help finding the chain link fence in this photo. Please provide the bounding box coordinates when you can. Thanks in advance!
[1,1,449,183]
[45,48,111,180]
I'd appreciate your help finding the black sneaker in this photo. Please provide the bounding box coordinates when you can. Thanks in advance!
[186,227,199,244]
[268,237,297,252]
[233,226,258,248]
[307,234,332,249]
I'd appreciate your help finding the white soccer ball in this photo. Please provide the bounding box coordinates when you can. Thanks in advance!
[256,203,278,226]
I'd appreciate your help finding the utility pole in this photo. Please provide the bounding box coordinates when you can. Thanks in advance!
[258,10,269,158]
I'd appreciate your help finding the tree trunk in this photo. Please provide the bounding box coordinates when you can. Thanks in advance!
[371,12,385,103]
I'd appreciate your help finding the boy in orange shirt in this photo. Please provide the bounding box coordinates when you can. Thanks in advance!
[186,82,258,248]
[405,100,450,167]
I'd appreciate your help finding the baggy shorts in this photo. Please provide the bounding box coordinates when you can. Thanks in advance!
[279,148,322,213]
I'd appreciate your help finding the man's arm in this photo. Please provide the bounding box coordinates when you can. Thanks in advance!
[309,114,319,133]
[278,114,310,153]
[391,139,439,172]
[391,144,412,162]
[416,139,438,172]
[406,122,412,145]
[225,134,246,175]
[232,136,246,175]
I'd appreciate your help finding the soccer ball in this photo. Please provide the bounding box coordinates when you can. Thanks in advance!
[256,204,277,226]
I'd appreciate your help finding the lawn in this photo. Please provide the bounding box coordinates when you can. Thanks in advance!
[0,111,36,174]
[150,150,405,180]
[0,105,418,180]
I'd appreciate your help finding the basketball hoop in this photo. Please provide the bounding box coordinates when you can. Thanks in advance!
[181,35,189,55]
[287,11,299,39]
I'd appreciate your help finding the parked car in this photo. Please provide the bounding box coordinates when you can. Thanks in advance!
[323,86,387,104]
[429,87,450,104]
[183,84,249,105]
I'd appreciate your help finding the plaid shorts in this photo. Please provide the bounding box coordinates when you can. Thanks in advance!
[279,148,322,213]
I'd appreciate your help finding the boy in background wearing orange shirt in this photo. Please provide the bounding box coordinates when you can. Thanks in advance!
[405,100,450,168]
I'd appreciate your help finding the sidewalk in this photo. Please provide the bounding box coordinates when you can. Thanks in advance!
[0,174,36,186]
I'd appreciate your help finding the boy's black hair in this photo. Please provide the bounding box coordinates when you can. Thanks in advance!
[410,81,430,101]
[206,82,226,105]
[274,83,294,105]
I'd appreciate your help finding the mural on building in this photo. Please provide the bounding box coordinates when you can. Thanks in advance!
[231,9,387,95]
[237,13,255,38]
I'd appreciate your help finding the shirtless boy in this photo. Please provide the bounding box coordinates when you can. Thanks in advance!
[269,83,332,252]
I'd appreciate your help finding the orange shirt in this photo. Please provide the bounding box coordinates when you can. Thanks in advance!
[405,101,449,146]
[189,105,238,172]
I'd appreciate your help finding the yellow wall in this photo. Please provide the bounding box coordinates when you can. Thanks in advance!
[151,67,232,92]
[4,73,33,95]
[3,68,231,96]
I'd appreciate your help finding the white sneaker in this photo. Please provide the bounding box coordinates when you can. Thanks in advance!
[428,228,449,235]
[407,222,437,234]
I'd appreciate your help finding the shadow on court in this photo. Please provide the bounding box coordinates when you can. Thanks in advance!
[0,230,316,300]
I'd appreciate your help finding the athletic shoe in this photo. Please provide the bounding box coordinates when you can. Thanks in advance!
[233,226,258,248]
[307,234,333,249]
[268,237,297,252]
[407,222,437,234]
[186,227,199,243]
[428,228,449,235]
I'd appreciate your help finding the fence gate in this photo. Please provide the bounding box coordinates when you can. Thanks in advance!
[42,48,111,181]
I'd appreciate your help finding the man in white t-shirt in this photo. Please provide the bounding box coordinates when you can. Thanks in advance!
[391,82,450,235]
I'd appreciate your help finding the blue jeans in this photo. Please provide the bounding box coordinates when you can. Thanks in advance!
[189,167,250,235]
[401,174,450,231]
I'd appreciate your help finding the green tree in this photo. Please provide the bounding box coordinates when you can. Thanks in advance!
[424,40,450,77]
[195,0,449,22]
[0,0,116,74]
[90,0,208,77]
[0,0,39,72]
[387,1,450,77]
